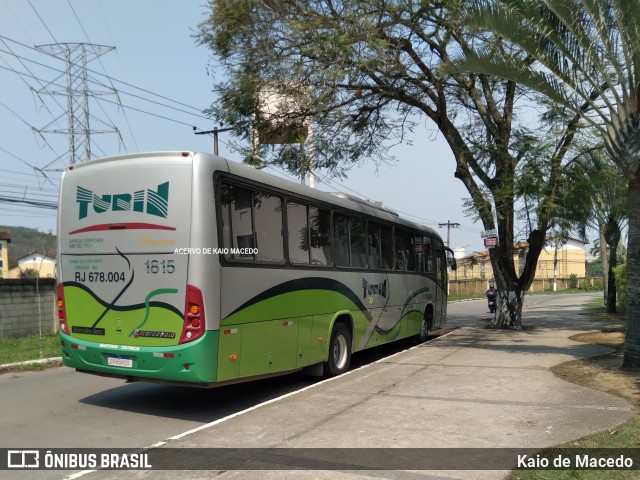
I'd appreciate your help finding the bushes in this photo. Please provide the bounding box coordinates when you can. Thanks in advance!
[614,263,627,308]
[579,277,603,291]
[569,273,579,289]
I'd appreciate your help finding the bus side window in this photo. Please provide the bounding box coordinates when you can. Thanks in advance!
[287,201,310,264]
[380,225,393,270]
[310,207,331,265]
[436,251,444,288]
[424,236,433,272]
[394,229,406,270]
[404,231,415,271]
[254,191,284,263]
[333,213,350,267]
[220,183,255,260]
[220,183,233,252]
[349,217,367,268]
[414,235,424,272]
[367,223,381,269]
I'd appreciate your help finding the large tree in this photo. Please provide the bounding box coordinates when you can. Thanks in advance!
[563,150,627,312]
[450,0,640,367]
[199,0,588,327]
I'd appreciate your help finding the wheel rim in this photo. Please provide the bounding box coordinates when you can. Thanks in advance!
[332,334,348,369]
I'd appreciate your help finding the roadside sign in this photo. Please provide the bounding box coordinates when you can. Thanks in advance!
[484,237,499,248]
[481,229,498,239]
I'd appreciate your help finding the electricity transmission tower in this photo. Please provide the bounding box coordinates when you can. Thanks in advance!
[35,43,122,165]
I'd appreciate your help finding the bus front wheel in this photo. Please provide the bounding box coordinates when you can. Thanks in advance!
[323,323,352,377]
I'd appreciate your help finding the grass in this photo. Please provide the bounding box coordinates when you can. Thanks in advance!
[0,333,61,366]
[448,293,483,302]
[509,423,640,479]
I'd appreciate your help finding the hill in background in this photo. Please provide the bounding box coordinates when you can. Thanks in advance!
[0,226,57,267]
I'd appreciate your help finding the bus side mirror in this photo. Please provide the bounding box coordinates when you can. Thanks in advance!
[449,257,457,271]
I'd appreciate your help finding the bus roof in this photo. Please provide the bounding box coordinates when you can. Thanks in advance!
[218,154,440,239]
[65,151,442,241]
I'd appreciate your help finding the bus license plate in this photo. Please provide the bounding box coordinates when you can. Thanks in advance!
[107,355,133,368]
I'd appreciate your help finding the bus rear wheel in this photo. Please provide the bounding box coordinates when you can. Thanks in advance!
[323,323,352,377]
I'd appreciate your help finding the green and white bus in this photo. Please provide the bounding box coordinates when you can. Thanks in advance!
[57,151,455,387]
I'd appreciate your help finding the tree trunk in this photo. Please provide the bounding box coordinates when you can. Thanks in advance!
[489,229,546,329]
[622,176,640,369]
[607,243,617,314]
[493,289,524,329]
[604,217,621,314]
[599,220,608,306]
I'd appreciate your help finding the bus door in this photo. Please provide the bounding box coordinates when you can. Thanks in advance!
[434,248,447,329]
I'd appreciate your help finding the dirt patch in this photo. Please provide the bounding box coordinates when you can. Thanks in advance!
[551,330,640,407]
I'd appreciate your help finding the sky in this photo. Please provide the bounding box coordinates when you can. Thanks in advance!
[0,0,487,254]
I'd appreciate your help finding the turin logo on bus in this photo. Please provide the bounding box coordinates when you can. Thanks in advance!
[362,278,387,299]
[76,182,169,220]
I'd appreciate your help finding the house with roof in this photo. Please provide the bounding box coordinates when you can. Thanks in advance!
[8,252,56,279]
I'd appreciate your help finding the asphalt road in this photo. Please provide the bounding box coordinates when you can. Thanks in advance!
[0,293,595,480]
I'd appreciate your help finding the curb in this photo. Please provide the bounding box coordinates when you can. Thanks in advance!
[0,357,63,371]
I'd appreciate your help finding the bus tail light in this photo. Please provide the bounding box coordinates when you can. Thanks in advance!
[179,285,205,344]
[57,283,69,334]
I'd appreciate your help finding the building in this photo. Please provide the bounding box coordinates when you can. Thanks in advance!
[454,237,587,281]
[8,252,56,279]
[0,231,10,279]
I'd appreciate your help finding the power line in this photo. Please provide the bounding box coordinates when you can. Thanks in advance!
[264,162,478,233]
[0,104,62,159]
[27,0,59,45]
[0,195,57,209]
[0,46,212,122]
[95,95,205,128]
[0,44,65,131]
[0,34,205,114]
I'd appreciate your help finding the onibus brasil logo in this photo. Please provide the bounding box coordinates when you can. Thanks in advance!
[76,182,169,220]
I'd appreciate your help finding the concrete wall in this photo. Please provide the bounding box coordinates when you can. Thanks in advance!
[449,277,599,297]
[0,278,57,339]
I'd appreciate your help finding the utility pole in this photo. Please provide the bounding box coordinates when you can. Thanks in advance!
[194,126,233,156]
[35,43,120,165]
[438,220,460,248]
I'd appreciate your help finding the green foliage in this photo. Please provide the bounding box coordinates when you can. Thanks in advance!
[614,263,627,308]
[18,268,39,279]
[568,273,578,289]
[449,0,640,366]
[200,0,606,328]
[587,260,603,277]
[582,277,604,291]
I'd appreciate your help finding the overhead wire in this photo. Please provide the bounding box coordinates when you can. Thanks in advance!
[217,136,482,235]
[0,34,205,114]
[261,158,483,235]
[0,45,212,123]
[0,18,68,132]
[0,12,212,221]
[0,23,483,237]
[27,0,59,44]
